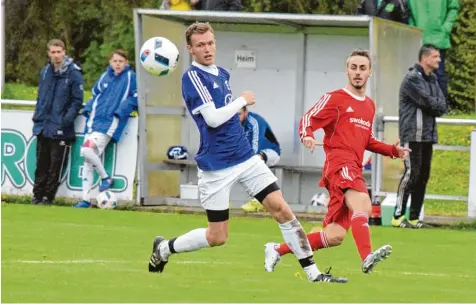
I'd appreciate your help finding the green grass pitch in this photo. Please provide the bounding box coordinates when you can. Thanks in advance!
[2,204,476,303]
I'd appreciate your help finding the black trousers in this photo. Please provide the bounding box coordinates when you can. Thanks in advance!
[393,142,433,221]
[33,134,71,201]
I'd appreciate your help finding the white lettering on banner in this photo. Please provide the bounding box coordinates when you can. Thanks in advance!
[235,50,256,69]
[349,117,371,129]
[1,108,138,201]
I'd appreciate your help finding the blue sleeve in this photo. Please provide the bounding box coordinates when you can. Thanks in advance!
[114,72,138,120]
[62,70,84,128]
[182,70,213,115]
[83,72,105,117]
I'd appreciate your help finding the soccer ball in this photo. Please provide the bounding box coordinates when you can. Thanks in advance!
[139,37,180,76]
[310,192,330,207]
[96,190,118,210]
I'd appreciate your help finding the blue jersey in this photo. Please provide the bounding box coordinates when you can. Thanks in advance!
[182,62,254,171]
[242,111,281,156]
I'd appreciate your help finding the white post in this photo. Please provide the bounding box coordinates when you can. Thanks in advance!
[0,0,5,93]
[468,129,476,218]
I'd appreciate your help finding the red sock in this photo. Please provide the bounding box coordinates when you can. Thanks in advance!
[275,231,329,256]
[351,212,372,261]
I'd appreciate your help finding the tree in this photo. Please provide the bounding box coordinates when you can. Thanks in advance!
[446,0,476,111]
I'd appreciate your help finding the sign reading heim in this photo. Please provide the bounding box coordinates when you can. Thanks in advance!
[1,109,138,201]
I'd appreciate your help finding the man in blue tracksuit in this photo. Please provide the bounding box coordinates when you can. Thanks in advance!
[74,49,138,208]
[32,39,84,205]
[238,106,281,167]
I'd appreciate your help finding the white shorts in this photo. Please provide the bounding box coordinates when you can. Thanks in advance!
[261,149,280,167]
[198,155,278,211]
[82,132,111,155]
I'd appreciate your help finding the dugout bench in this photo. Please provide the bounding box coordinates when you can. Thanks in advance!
[162,159,372,212]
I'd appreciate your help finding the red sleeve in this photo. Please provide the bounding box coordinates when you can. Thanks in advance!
[366,125,399,158]
[299,93,337,141]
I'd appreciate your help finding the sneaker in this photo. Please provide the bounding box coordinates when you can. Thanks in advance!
[38,197,52,205]
[409,219,433,228]
[149,236,169,273]
[264,243,281,272]
[362,245,392,274]
[241,199,264,213]
[312,267,348,283]
[73,200,91,208]
[392,216,415,228]
[99,177,114,192]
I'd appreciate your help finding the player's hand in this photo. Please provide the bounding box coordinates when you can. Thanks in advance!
[394,140,412,159]
[302,136,323,153]
[240,91,255,106]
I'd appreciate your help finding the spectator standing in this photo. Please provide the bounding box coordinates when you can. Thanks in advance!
[393,44,448,229]
[407,0,460,98]
[357,0,409,24]
[73,49,138,209]
[32,39,84,205]
[192,0,243,11]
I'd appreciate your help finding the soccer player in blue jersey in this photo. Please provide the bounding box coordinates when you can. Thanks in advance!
[148,22,347,283]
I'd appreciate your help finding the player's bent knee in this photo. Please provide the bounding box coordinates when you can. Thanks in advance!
[324,223,347,247]
[206,211,229,247]
[206,231,228,247]
[259,187,294,223]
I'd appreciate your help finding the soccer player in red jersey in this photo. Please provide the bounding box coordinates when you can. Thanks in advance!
[264,49,411,275]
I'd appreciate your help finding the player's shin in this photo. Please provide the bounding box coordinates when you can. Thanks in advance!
[351,212,372,261]
[279,218,321,281]
[160,228,211,260]
[276,231,328,256]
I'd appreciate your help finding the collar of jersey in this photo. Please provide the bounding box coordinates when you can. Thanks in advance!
[342,88,366,101]
[192,61,219,76]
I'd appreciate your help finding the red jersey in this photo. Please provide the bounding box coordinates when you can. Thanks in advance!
[299,88,398,186]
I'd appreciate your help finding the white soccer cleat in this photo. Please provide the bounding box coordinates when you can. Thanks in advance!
[362,244,392,274]
[264,242,281,272]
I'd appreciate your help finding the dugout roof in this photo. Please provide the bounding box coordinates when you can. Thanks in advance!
[135,9,371,29]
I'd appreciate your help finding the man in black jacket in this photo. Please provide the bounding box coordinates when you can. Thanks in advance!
[193,0,243,11]
[32,39,84,205]
[393,44,448,228]
[357,0,409,24]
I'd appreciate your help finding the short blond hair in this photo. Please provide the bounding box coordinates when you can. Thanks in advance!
[185,22,215,46]
[47,39,65,50]
[346,49,372,69]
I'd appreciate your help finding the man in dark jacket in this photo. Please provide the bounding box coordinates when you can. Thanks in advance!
[393,44,448,228]
[32,39,84,205]
[357,0,409,24]
[193,0,243,11]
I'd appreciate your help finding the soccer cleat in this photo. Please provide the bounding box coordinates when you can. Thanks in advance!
[392,216,415,228]
[241,199,264,213]
[264,243,281,272]
[409,220,433,229]
[312,267,348,283]
[73,200,91,208]
[362,245,392,274]
[149,236,168,273]
[99,177,114,192]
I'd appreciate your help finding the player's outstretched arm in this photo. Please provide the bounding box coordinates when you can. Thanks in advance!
[200,91,254,128]
[366,133,411,159]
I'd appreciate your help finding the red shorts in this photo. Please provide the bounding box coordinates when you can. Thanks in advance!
[322,165,368,231]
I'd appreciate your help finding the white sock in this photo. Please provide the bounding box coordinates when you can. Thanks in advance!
[81,147,108,179]
[159,228,210,260]
[81,162,94,202]
[279,218,321,281]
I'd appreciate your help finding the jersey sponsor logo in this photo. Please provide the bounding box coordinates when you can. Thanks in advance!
[349,117,371,128]
[224,93,232,105]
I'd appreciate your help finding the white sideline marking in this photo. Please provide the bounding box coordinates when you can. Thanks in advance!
[6,259,232,265]
[5,260,473,279]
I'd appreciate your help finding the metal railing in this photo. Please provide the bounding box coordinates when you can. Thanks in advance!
[373,116,476,217]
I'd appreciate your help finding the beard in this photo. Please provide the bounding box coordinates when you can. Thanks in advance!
[352,83,363,90]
